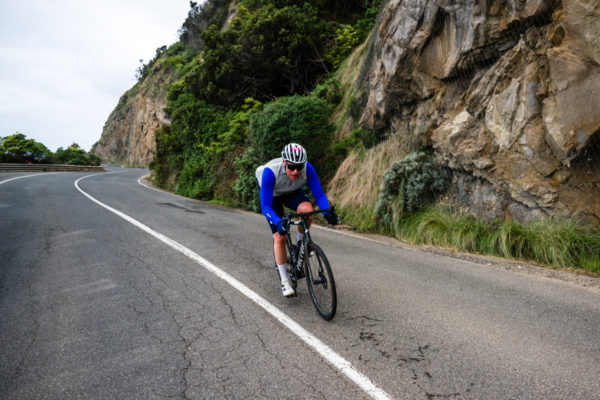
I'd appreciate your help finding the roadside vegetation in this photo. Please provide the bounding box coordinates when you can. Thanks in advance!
[334,147,600,274]
[379,206,599,274]
[139,0,599,275]
[149,0,377,205]
[0,133,101,166]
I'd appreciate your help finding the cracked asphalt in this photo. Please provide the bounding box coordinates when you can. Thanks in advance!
[1,168,599,399]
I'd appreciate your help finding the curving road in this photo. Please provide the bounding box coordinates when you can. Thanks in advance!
[1,167,599,399]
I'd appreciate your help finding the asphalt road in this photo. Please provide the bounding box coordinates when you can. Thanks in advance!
[1,168,599,399]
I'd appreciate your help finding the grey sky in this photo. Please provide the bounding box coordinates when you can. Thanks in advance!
[0,0,192,152]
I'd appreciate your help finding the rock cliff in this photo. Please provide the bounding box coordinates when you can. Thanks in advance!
[92,1,236,168]
[353,0,599,223]
[92,58,177,167]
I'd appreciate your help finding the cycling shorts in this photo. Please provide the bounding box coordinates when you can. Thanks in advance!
[266,188,310,234]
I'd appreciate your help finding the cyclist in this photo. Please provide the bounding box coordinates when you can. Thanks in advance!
[256,143,338,297]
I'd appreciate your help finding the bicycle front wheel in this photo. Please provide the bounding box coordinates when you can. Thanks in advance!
[304,242,336,320]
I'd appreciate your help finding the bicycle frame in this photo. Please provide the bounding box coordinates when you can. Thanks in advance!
[283,208,331,276]
[279,208,337,320]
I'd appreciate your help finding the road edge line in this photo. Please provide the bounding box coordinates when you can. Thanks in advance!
[0,173,59,185]
[75,173,393,400]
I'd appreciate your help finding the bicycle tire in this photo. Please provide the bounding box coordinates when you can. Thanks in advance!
[304,242,337,320]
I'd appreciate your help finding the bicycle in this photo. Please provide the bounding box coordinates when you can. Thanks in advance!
[277,208,337,321]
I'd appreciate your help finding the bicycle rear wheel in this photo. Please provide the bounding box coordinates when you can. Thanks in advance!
[304,242,336,320]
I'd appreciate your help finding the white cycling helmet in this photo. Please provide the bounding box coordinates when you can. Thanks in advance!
[281,143,307,164]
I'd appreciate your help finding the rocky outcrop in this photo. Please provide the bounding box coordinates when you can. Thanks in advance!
[93,1,236,168]
[92,59,177,167]
[356,0,600,223]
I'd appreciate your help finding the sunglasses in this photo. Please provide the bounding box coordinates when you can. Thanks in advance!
[286,162,304,171]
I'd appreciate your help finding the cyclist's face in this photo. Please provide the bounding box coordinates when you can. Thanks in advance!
[284,161,303,180]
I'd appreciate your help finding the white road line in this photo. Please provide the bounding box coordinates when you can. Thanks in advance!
[75,173,393,400]
[137,174,173,195]
[0,173,58,185]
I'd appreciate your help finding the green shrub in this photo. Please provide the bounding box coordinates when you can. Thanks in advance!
[0,133,53,163]
[327,24,364,70]
[151,125,183,189]
[155,97,263,201]
[165,93,226,148]
[55,143,100,166]
[375,151,450,227]
[197,98,261,202]
[351,128,384,149]
[151,93,230,193]
[248,94,334,170]
[326,0,381,70]
[311,77,343,106]
[331,135,358,160]
[233,146,261,211]
[177,152,214,198]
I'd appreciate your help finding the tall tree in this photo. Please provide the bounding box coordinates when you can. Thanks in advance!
[181,3,333,108]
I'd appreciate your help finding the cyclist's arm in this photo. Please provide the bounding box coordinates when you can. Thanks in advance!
[306,162,330,211]
[259,168,283,226]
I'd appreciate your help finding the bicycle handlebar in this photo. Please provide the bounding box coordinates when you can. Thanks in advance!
[283,206,335,221]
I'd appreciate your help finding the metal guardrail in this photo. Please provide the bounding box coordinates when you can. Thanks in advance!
[0,163,106,173]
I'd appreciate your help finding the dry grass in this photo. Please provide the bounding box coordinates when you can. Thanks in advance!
[328,134,411,209]
[330,33,371,136]
[326,30,406,209]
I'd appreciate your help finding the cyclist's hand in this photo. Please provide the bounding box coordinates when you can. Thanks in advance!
[277,220,287,236]
[323,212,339,225]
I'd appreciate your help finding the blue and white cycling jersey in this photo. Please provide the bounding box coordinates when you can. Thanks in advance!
[256,157,330,227]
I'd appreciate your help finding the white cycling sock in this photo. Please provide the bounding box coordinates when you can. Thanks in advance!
[297,232,304,243]
[277,264,289,283]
